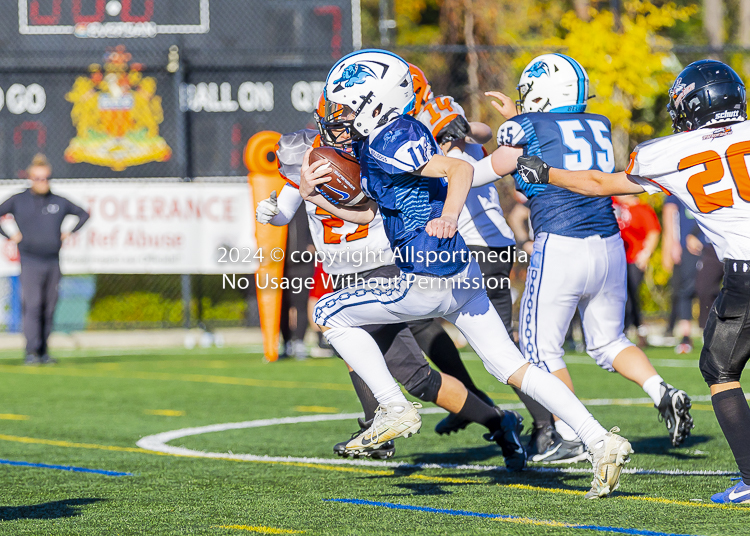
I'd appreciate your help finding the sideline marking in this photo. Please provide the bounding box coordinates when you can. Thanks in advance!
[0,458,131,476]
[216,525,303,534]
[145,409,186,417]
[325,498,705,536]
[0,413,29,420]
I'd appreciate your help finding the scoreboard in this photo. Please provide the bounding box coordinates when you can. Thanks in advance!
[0,0,359,179]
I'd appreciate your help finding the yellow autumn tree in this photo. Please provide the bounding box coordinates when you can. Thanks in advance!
[542,1,696,166]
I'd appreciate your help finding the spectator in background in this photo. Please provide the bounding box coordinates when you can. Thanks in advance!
[613,195,661,348]
[278,204,314,360]
[691,232,724,331]
[662,196,700,354]
[0,154,89,365]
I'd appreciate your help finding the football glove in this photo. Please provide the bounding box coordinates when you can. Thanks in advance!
[256,190,280,224]
[436,116,471,145]
[516,156,550,185]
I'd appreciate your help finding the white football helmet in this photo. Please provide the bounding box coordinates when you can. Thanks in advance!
[516,53,589,114]
[322,49,415,140]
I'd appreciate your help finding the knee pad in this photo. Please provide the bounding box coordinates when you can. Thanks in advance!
[586,334,634,372]
[404,367,443,403]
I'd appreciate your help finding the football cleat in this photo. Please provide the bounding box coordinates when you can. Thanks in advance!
[334,418,395,459]
[341,402,422,456]
[656,382,694,447]
[585,427,633,499]
[526,423,560,460]
[484,410,526,472]
[434,391,495,435]
[711,479,750,504]
[536,438,589,465]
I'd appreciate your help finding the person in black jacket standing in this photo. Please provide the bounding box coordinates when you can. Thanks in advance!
[0,154,90,365]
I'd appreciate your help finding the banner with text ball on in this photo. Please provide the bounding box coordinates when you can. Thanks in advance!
[0,181,258,275]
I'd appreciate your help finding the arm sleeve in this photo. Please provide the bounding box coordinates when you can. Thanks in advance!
[66,199,90,233]
[625,146,673,196]
[269,184,304,226]
[471,155,501,187]
[0,196,13,239]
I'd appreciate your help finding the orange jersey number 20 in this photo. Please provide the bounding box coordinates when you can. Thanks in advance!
[679,141,750,213]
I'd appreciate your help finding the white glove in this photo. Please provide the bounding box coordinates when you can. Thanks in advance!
[256,190,280,224]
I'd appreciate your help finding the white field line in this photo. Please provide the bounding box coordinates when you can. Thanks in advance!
[136,402,737,477]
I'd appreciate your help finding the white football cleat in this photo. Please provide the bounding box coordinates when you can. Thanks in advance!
[342,402,422,456]
[585,427,633,499]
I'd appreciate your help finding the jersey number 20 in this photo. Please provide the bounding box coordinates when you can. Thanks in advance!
[679,141,750,213]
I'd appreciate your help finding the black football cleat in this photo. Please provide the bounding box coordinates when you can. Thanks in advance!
[484,410,526,472]
[656,382,694,447]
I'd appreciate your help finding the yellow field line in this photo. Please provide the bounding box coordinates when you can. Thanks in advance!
[0,432,743,510]
[0,414,29,420]
[495,516,574,528]
[144,410,186,417]
[502,483,745,510]
[216,525,303,534]
[294,406,339,413]
[0,364,353,392]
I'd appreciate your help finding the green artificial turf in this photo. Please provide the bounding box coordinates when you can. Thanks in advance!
[0,343,745,535]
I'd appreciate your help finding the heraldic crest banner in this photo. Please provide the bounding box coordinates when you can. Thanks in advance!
[65,45,172,172]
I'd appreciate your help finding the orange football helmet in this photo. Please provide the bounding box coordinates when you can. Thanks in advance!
[408,63,432,117]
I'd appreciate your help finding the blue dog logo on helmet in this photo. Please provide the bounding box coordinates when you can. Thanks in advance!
[333,63,376,88]
[526,61,550,78]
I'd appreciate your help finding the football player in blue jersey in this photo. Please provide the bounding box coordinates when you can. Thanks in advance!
[299,49,633,499]
[480,54,694,460]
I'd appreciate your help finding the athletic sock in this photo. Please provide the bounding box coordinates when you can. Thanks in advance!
[513,387,554,428]
[554,420,579,441]
[412,322,482,395]
[520,365,607,448]
[642,374,666,405]
[712,388,750,485]
[455,391,503,432]
[349,371,379,422]
[324,327,408,405]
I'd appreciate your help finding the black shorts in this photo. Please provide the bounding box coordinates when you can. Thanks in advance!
[699,260,750,385]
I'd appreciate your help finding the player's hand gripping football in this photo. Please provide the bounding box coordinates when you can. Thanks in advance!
[426,215,458,239]
[256,190,280,224]
[516,156,550,185]
[299,147,332,200]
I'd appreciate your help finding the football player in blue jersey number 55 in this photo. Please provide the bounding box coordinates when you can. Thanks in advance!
[299,49,632,499]
[481,54,694,457]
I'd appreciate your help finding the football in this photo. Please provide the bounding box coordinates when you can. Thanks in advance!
[309,147,367,207]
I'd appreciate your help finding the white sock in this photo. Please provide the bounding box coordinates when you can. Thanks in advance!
[642,374,665,405]
[323,327,407,405]
[520,365,607,449]
[555,420,579,441]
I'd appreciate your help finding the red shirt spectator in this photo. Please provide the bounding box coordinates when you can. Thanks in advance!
[613,196,661,266]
